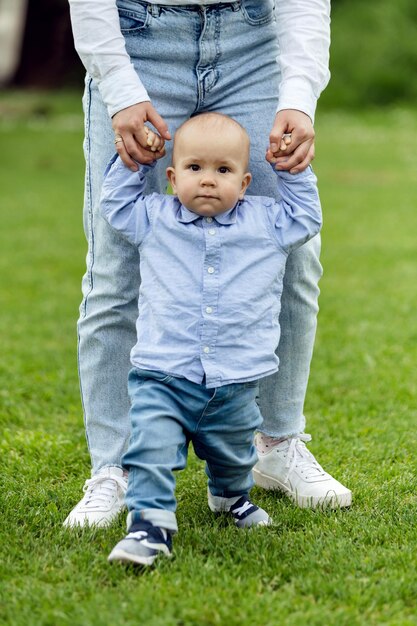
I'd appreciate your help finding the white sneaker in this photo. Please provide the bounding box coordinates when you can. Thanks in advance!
[63,466,128,528]
[253,434,352,509]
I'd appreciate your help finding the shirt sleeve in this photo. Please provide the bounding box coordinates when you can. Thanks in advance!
[269,166,322,253]
[275,0,331,122]
[68,0,150,117]
[100,156,155,245]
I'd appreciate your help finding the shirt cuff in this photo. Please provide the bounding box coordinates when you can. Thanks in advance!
[271,162,315,181]
[98,64,151,118]
[276,77,319,123]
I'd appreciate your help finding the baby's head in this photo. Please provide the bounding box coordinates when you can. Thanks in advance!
[166,113,252,217]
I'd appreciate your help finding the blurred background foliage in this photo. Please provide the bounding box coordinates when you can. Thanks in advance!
[322,0,417,109]
[2,0,417,110]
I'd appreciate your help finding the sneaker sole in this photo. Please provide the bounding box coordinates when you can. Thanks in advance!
[63,504,127,529]
[63,512,125,529]
[63,517,111,529]
[252,468,352,509]
[108,546,172,567]
[108,548,157,566]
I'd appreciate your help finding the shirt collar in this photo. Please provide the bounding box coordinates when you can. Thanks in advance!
[176,201,239,225]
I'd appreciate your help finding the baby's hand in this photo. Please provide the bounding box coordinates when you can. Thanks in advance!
[144,126,166,158]
[266,133,292,165]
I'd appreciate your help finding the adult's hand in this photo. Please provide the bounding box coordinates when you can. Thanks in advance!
[112,102,171,170]
[266,109,315,174]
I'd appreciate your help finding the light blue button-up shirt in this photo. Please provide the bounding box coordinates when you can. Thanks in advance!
[100,157,322,388]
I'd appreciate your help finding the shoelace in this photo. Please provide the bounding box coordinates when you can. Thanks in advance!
[82,473,127,509]
[230,497,258,520]
[283,434,327,483]
[127,530,148,540]
[127,522,170,546]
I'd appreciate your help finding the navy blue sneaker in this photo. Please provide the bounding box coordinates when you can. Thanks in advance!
[229,496,272,528]
[108,520,172,566]
[208,490,272,528]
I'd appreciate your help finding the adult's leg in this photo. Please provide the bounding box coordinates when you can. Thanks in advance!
[63,79,135,527]
[77,77,138,473]
[77,7,199,475]
[259,237,322,436]
[198,0,350,507]
[65,5,208,525]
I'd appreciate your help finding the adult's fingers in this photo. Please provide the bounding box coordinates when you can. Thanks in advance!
[269,109,315,157]
[146,107,171,141]
[112,102,170,166]
[274,141,315,174]
[115,135,164,169]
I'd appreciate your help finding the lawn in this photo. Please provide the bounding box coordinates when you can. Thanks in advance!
[1,92,417,626]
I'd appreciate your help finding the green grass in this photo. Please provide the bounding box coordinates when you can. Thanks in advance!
[1,91,417,626]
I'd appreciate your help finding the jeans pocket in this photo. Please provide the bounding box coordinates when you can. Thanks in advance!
[240,0,275,26]
[117,0,151,33]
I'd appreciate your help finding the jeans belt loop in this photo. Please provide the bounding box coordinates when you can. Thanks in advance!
[231,1,241,11]
[147,3,160,17]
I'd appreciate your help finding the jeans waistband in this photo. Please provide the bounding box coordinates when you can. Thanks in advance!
[145,2,241,17]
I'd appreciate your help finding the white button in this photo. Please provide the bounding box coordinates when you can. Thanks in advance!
[208,228,216,235]
[205,217,213,223]
[205,306,213,314]
[203,346,210,353]
[207,266,215,274]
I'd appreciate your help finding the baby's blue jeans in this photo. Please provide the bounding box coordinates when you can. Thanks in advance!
[77,0,323,473]
[123,369,263,533]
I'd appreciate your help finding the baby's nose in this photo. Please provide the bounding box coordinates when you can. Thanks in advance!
[201,174,216,185]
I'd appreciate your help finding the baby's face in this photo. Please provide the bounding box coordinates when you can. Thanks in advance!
[166,125,251,217]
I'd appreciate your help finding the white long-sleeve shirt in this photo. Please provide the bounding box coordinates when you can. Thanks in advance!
[68,0,330,122]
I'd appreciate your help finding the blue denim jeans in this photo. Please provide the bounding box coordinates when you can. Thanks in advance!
[123,369,262,532]
[78,0,323,473]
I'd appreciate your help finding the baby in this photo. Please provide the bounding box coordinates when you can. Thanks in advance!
[100,113,322,566]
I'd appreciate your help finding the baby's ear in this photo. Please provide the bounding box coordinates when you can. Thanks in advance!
[239,172,252,199]
[166,166,176,192]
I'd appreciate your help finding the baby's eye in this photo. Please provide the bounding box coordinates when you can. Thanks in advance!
[218,166,230,174]
[188,164,200,171]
